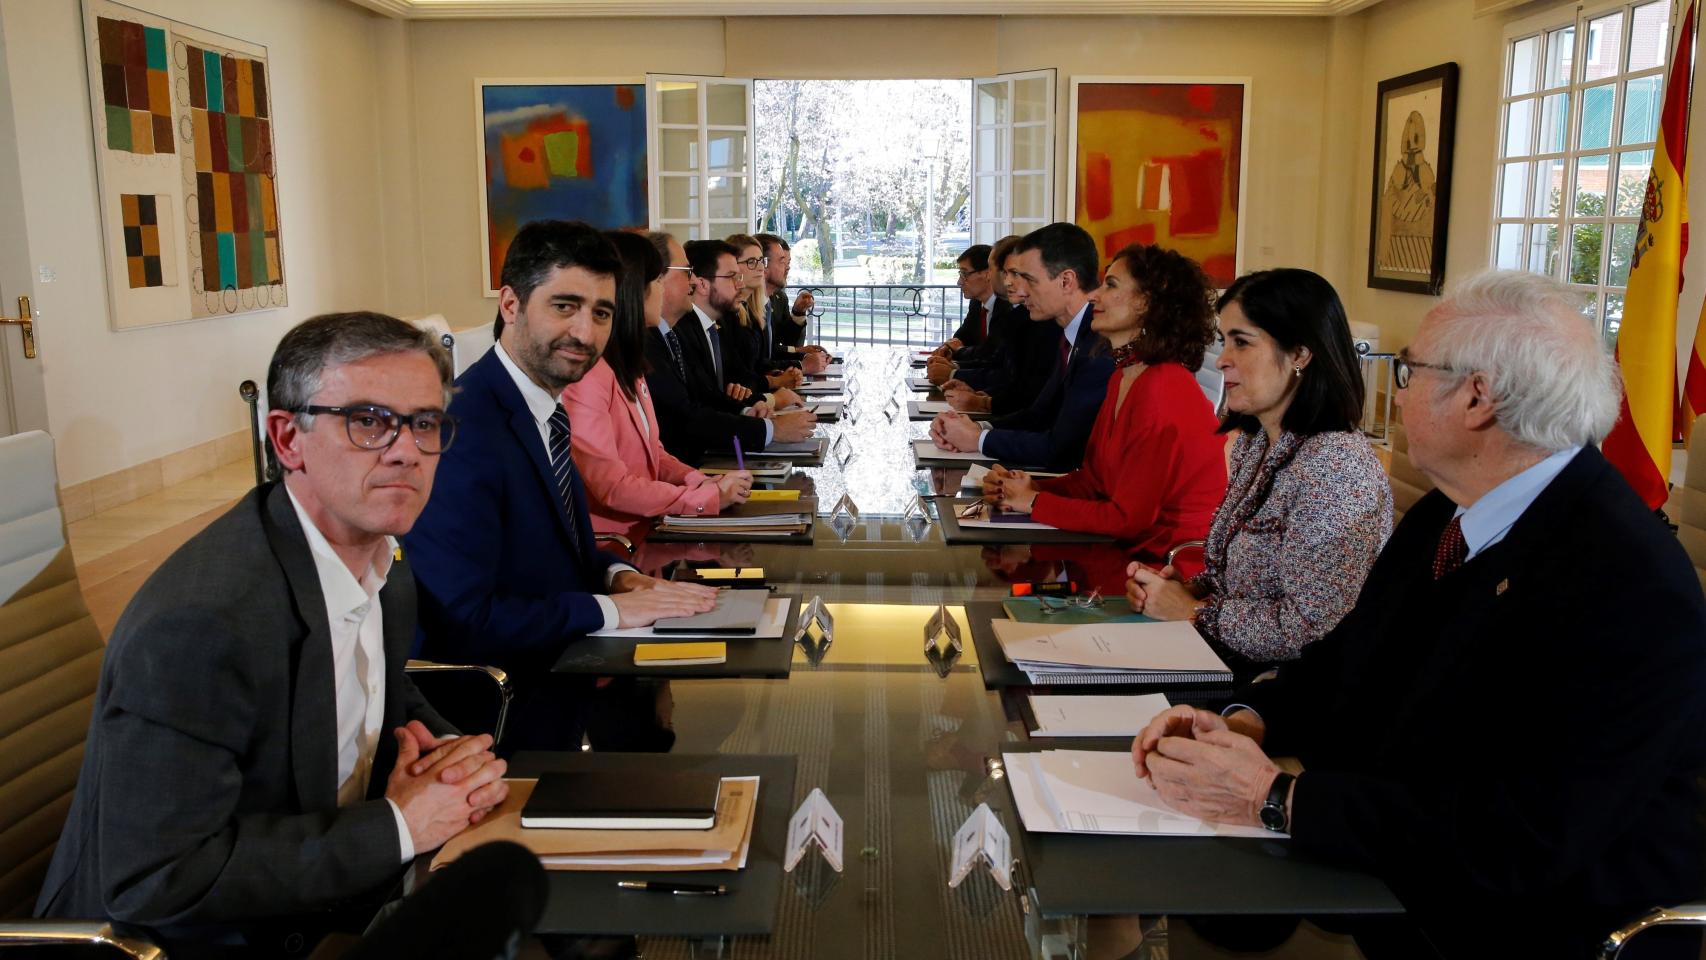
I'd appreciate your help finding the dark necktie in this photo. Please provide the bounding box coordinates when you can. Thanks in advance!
[1058,335,1071,375]
[546,404,582,547]
[973,301,987,339]
[664,328,687,382]
[708,323,725,386]
[1432,514,1467,579]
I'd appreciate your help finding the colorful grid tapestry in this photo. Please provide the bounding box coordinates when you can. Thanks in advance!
[96,16,173,155]
[184,43,280,294]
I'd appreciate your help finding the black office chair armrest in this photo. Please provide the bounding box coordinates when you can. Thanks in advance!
[1600,903,1706,958]
[404,661,514,746]
[0,921,164,958]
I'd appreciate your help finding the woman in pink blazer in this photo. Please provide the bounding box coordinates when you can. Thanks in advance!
[564,231,752,539]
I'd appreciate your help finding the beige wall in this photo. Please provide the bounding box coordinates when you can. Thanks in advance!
[0,0,397,486]
[1340,0,1513,348]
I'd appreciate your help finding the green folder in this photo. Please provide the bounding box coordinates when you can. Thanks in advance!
[1000,596,1153,625]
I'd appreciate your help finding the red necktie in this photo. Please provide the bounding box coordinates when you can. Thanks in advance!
[1432,515,1467,579]
[976,301,987,338]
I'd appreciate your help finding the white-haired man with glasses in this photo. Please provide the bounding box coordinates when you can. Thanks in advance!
[1131,271,1706,959]
[38,312,510,956]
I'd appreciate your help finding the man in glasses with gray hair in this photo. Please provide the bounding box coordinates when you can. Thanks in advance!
[1132,270,1706,958]
[38,312,509,956]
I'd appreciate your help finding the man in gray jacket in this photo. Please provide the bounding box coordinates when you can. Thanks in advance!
[36,313,508,957]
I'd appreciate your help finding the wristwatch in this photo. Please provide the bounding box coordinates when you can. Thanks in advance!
[1260,772,1295,832]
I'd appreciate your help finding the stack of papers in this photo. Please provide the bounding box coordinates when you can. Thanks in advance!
[1005,750,1276,838]
[1026,693,1172,737]
[432,776,762,871]
[991,620,1232,685]
[658,499,814,537]
[950,499,1058,531]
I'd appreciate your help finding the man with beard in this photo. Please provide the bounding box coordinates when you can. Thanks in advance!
[405,220,717,755]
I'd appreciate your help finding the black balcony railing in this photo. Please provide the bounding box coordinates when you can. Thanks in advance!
[792,284,964,348]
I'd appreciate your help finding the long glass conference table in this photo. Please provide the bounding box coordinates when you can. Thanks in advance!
[539,345,1397,960]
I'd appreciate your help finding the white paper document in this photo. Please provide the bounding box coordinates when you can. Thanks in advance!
[589,597,792,640]
[950,499,1059,531]
[961,463,991,489]
[1027,694,1173,737]
[991,619,1232,683]
[907,378,937,391]
[911,438,991,463]
[1005,750,1278,839]
[949,803,1013,890]
[913,400,953,414]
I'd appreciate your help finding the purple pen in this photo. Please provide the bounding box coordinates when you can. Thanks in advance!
[733,436,745,471]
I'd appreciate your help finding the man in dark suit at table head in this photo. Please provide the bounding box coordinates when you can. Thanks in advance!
[930,221,1112,471]
[403,220,716,756]
[755,232,829,373]
[1131,269,1706,959]
[36,313,510,956]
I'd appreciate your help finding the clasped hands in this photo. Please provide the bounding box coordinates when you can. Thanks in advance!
[1131,706,1280,829]
[386,720,508,853]
[979,463,1039,514]
[928,410,983,454]
[940,379,992,413]
[1124,561,1204,621]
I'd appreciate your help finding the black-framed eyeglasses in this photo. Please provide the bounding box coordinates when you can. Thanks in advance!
[737,256,769,270]
[296,404,457,454]
[1393,350,1466,390]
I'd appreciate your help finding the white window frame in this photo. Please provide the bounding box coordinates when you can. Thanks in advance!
[971,69,1056,243]
[1493,0,1677,337]
[647,75,756,242]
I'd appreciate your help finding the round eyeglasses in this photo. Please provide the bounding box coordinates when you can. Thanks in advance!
[737,256,769,270]
[296,404,457,454]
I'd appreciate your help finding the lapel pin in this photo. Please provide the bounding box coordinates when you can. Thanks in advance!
[1495,579,1509,596]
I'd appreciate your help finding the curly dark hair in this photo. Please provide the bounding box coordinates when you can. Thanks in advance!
[1110,244,1217,372]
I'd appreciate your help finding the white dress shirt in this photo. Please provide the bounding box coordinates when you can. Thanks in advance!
[977,303,1089,455]
[284,487,416,864]
[492,342,638,629]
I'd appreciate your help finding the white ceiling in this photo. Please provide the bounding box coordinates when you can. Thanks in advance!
[348,0,1387,18]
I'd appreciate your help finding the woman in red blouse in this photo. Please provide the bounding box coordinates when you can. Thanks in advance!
[982,244,1227,561]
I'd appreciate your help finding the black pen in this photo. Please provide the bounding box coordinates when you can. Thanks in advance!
[616,880,727,896]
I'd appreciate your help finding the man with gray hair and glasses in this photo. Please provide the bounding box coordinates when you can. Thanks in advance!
[38,313,510,956]
[1131,271,1706,958]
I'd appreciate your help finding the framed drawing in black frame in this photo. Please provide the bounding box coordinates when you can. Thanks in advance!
[1368,62,1458,295]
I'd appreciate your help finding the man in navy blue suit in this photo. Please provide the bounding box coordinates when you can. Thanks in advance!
[929,222,1112,471]
[404,220,716,754]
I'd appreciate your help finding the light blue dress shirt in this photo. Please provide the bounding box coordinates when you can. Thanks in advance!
[1455,445,1581,561]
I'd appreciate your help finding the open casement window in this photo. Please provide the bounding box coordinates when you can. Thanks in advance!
[1493,0,1677,341]
[648,76,756,243]
[971,70,1056,244]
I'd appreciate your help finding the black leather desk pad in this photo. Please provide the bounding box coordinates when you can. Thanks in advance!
[932,497,1115,545]
[509,752,799,937]
[552,596,797,679]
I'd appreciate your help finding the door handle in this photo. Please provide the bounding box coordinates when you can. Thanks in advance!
[0,295,34,359]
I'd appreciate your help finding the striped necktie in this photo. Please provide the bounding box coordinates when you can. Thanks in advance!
[546,404,582,546]
[664,328,687,381]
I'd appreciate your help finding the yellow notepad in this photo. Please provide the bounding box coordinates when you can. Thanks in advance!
[695,567,765,580]
[746,489,802,501]
[634,641,727,666]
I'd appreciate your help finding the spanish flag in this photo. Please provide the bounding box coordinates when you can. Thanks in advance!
[1604,0,1695,509]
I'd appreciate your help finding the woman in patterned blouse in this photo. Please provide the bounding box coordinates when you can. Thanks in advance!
[1127,269,1392,678]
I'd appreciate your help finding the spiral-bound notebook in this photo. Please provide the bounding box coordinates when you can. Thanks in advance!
[990,619,1232,685]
